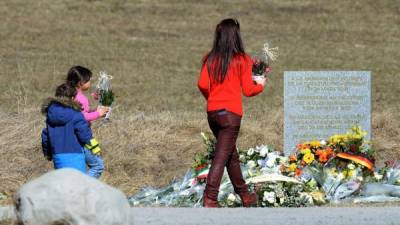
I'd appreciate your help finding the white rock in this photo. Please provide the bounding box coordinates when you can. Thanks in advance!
[15,169,132,225]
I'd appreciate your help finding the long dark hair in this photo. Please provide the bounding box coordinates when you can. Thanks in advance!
[204,18,245,83]
[66,66,92,88]
[55,83,77,98]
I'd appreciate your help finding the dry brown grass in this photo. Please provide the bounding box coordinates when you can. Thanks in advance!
[0,0,399,205]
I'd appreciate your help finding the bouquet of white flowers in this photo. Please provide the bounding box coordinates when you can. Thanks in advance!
[96,71,114,120]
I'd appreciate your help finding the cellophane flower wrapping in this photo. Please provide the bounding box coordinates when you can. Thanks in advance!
[97,71,114,120]
[128,127,400,207]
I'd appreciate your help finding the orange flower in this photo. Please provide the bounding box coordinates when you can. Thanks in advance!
[289,154,297,162]
[195,164,207,171]
[296,144,303,150]
[316,149,329,163]
[319,154,328,163]
[302,144,310,150]
[326,147,334,156]
[295,168,302,176]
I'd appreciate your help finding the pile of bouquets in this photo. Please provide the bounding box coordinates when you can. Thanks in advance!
[129,133,313,207]
[129,126,400,207]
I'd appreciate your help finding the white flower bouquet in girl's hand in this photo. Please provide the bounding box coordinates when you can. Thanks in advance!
[252,41,278,82]
[96,71,115,120]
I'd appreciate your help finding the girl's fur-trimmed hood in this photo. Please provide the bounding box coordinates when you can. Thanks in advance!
[41,97,82,115]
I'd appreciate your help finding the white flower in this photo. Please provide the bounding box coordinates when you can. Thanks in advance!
[180,189,190,196]
[259,147,269,157]
[266,159,275,168]
[263,191,276,204]
[374,172,383,181]
[278,156,288,164]
[227,193,237,202]
[320,140,327,146]
[257,160,265,167]
[239,154,246,162]
[265,155,277,168]
[337,172,345,180]
[247,148,255,156]
[247,160,256,169]
[347,164,356,170]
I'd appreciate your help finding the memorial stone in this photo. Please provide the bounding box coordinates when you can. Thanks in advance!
[283,71,371,155]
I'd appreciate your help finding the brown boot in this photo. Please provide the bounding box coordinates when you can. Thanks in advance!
[203,194,220,208]
[239,192,258,207]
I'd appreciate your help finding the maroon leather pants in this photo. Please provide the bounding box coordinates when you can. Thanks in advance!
[204,109,249,200]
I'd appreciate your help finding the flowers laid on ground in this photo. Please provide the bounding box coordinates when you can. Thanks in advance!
[239,145,287,177]
[282,126,377,201]
[96,71,115,120]
[129,126,400,207]
[238,145,312,207]
[252,42,278,81]
[284,126,374,178]
[257,182,312,207]
[191,132,216,184]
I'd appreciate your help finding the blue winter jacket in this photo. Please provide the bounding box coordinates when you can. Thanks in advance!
[41,97,93,157]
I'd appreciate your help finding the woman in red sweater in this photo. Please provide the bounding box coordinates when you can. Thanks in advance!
[198,18,266,207]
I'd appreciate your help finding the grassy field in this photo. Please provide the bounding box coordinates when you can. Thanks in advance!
[0,0,399,205]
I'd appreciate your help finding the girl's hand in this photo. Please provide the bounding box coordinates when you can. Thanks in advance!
[97,106,110,117]
[255,77,267,87]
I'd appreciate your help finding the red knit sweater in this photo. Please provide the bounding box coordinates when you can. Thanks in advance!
[197,54,264,116]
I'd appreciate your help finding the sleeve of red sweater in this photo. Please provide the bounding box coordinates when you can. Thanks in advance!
[197,64,210,99]
[240,56,264,97]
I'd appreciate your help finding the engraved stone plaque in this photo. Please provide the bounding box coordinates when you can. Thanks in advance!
[283,71,371,155]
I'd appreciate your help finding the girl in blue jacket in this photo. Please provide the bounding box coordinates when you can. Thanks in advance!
[41,83,99,173]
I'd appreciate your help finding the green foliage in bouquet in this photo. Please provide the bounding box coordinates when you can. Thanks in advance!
[192,132,216,170]
[99,90,115,106]
[252,57,269,76]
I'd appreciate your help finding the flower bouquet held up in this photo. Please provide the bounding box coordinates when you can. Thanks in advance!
[96,71,114,120]
[252,42,278,82]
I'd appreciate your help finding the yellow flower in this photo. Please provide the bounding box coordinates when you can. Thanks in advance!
[352,125,360,133]
[310,140,321,148]
[353,134,362,140]
[289,163,297,172]
[342,169,355,178]
[301,148,311,155]
[330,134,345,145]
[351,126,367,137]
[303,153,315,164]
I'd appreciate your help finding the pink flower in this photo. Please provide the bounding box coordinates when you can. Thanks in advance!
[265,67,272,73]
[252,57,262,65]
[91,91,99,100]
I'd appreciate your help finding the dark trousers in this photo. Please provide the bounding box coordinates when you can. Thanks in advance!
[204,109,248,200]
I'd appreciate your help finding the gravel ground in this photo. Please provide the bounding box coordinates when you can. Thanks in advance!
[2,206,400,225]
